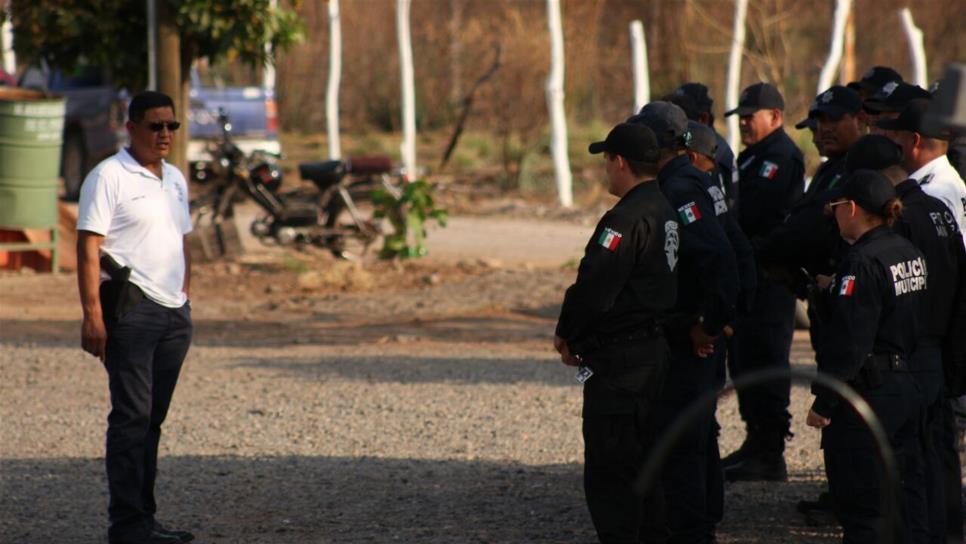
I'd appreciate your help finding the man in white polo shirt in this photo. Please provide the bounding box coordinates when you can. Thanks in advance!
[77,91,194,544]
[877,98,966,247]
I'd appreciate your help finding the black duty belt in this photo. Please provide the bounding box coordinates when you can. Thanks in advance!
[572,323,663,355]
[849,352,909,390]
[868,352,909,373]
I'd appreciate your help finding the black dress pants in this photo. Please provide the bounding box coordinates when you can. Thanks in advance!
[104,297,192,538]
[733,278,796,433]
[582,337,669,544]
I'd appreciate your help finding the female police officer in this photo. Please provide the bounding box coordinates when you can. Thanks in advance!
[805,169,926,543]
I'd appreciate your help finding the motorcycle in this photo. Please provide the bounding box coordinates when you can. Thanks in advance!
[191,110,401,259]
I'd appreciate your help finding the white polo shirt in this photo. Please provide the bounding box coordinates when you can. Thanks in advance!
[77,148,192,308]
[913,154,966,248]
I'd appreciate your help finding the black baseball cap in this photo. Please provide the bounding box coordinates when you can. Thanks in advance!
[795,99,819,130]
[627,101,689,149]
[863,82,931,113]
[724,83,785,116]
[844,135,904,174]
[588,122,660,162]
[685,121,717,158]
[673,83,714,114]
[875,98,951,139]
[828,169,897,215]
[812,85,863,118]
[855,66,904,94]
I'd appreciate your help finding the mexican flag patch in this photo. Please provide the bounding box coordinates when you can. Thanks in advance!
[839,275,856,296]
[598,227,622,251]
[759,161,779,180]
[678,202,702,225]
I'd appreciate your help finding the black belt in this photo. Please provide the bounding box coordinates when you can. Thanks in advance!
[572,323,663,355]
[869,353,909,373]
[849,352,908,390]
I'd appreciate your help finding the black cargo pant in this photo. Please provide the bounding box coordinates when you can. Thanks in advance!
[104,297,192,538]
[908,340,945,543]
[732,278,796,434]
[582,336,669,544]
[655,338,723,544]
[822,370,922,544]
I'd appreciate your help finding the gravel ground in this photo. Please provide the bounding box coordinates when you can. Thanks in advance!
[0,261,843,544]
[0,212,856,543]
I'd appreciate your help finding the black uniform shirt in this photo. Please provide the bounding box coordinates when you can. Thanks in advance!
[811,226,927,416]
[658,155,739,337]
[758,155,847,284]
[892,179,965,340]
[735,127,806,242]
[556,181,679,347]
[713,131,737,205]
[675,154,757,313]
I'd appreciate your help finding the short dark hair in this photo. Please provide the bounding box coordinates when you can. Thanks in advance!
[625,157,657,178]
[128,91,175,122]
[662,93,701,122]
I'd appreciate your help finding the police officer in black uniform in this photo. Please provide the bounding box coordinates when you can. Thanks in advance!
[554,122,679,544]
[722,82,805,481]
[846,134,966,542]
[806,169,926,543]
[630,101,739,543]
[669,83,738,207]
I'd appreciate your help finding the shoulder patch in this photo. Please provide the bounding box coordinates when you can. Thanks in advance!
[678,201,703,225]
[707,186,728,216]
[598,227,622,251]
[664,220,679,271]
[839,274,856,296]
[759,161,779,180]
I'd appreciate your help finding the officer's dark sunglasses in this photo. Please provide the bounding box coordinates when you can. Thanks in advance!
[146,121,181,132]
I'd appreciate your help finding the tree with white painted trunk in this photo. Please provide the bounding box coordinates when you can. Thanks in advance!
[397,0,416,179]
[725,0,748,153]
[629,20,649,114]
[817,0,852,94]
[545,0,573,208]
[900,8,928,88]
[326,0,342,160]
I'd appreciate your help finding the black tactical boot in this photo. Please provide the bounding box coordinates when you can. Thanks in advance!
[721,423,762,470]
[723,426,788,482]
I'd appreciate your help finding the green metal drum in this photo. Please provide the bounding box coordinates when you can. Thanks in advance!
[0,92,65,229]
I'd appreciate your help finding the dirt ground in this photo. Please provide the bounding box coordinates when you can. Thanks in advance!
[2,199,850,543]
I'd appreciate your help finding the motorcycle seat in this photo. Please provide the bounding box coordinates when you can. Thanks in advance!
[299,160,346,189]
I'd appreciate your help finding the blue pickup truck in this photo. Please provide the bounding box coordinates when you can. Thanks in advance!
[186,69,280,182]
[17,63,278,196]
[18,63,127,200]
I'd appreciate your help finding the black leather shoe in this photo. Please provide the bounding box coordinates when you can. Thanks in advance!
[723,450,788,482]
[153,522,195,543]
[109,529,182,544]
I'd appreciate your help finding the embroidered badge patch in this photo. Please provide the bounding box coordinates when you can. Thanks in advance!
[839,275,856,296]
[664,221,679,271]
[759,161,779,180]
[678,202,702,225]
[598,227,622,251]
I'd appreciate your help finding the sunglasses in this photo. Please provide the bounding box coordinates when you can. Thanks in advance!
[145,121,181,132]
[824,199,852,215]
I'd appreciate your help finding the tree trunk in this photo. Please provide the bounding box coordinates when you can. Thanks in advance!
[157,0,186,175]
[900,8,928,87]
[397,0,416,179]
[817,0,851,93]
[545,0,572,208]
[629,20,649,114]
[726,0,748,154]
[326,0,342,160]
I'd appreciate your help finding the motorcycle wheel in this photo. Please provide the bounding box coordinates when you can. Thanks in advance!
[322,198,382,260]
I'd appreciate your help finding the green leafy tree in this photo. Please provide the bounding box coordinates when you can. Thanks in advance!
[9,0,302,169]
[9,0,301,91]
